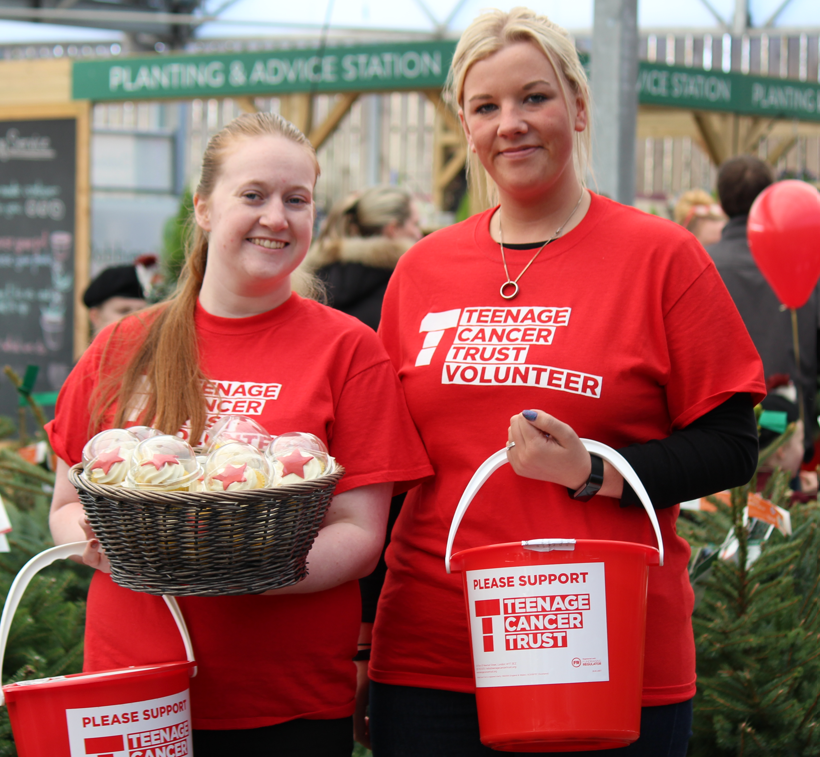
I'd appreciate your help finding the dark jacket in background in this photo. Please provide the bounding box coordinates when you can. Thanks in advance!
[707,215,820,456]
[309,236,413,331]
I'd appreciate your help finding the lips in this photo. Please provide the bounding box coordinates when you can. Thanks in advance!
[499,145,540,158]
[248,238,286,249]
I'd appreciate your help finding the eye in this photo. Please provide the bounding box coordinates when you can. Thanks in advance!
[525,93,549,105]
[242,190,263,201]
[474,102,497,115]
[286,195,311,207]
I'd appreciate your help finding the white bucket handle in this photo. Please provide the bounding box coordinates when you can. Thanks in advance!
[445,439,665,574]
[0,541,196,706]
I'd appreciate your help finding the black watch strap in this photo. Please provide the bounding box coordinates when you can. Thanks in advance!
[568,453,604,502]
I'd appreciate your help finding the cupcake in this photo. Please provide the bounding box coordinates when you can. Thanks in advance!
[82,429,140,486]
[267,433,333,486]
[202,441,272,492]
[125,435,200,491]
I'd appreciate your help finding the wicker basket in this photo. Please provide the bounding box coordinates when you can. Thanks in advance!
[68,462,345,597]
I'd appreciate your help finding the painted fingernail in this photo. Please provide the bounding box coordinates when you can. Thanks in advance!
[89,539,100,550]
[522,409,537,420]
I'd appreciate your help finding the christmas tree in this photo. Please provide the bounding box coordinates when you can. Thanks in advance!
[680,425,820,756]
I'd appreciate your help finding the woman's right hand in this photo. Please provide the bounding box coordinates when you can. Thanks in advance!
[79,515,111,573]
[50,457,111,572]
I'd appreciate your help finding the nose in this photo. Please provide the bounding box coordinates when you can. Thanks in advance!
[260,198,288,230]
[497,101,527,139]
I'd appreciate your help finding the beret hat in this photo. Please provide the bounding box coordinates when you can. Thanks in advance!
[82,265,144,308]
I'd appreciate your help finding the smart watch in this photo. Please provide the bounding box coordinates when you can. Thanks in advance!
[568,453,604,502]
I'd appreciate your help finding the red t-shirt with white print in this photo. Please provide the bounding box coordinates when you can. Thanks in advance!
[47,293,432,729]
[370,193,765,706]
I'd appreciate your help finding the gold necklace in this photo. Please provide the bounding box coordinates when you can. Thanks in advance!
[498,192,585,300]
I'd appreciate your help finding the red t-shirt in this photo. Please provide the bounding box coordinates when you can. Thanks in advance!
[47,293,433,729]
[371,193,765,706]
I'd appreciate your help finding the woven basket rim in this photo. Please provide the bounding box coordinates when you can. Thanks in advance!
[68,461,346,505]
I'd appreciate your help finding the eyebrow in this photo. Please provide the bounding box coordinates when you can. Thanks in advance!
[467,79,555,103]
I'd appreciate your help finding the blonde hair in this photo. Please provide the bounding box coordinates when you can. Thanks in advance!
[318,185,413,242]
[93,112,320,442]
[446,6,592,207]
[673,189,725,228]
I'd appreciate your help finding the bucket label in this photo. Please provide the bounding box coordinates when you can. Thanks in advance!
[465,561,608,687]
[65,690,192,757]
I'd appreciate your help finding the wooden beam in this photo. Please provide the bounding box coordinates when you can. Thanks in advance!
[423,89,462,136]
[425,89,468,210]
[308,93,358,150]
[693,111,730,165]
[436,145,468,190]
[280,94,313,136]
[740,117,769,153]
[766,135,798,166]
[235,96,258,113]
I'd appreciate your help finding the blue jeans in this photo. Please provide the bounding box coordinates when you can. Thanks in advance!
[369,682,692,757]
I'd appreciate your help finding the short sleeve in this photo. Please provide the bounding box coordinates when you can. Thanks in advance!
[327,350,432,496]
[664,263,766,429]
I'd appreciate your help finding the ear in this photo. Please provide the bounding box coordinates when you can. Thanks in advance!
[573,93,588,133]
[459,109,477,154]
[193,192,211,232]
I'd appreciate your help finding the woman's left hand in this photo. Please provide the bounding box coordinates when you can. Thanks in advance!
[506,409,591,491]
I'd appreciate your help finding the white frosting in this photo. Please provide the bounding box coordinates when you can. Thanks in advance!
[86,459,130,486]
[273,451,326,486]
[205,464,267,492]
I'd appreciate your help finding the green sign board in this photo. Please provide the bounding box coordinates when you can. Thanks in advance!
[637,62,820,123]
[72,40,454,100]
[72,40,820,124]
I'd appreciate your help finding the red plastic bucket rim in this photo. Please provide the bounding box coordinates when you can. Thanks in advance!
[450,538,661,573]
[1,660,196,699]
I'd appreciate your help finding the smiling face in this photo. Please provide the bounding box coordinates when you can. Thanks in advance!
[459,41,587,205]
[194,134,316,310]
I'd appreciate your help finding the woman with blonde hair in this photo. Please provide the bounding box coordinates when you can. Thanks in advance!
[46,112,431,756]
[305,184,422,330]
[366,7,764,756]
[673,188,726,246]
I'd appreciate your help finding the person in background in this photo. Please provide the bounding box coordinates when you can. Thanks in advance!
[303,185,423,330]
[365,8,764,756]
[707,156,820,463]
[757,387,818,501]
[673,189,726,247]
[82,264,146,337]
[82,255,161,337]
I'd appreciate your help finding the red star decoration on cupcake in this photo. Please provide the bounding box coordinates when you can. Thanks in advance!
[212,463,248,491]
[141,453,181,470]
[278,450,315,478]
[90,446,124,475]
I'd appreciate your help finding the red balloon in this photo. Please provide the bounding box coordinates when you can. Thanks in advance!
[748,180,820,309]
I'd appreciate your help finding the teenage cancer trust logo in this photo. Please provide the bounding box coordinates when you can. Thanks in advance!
[415,307,602,397]
[465,564,609,688]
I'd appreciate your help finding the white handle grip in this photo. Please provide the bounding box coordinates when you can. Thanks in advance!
[0,542,196,706]
[445,439,665,574]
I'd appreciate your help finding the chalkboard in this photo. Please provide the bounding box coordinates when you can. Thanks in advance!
[0,118,77,424]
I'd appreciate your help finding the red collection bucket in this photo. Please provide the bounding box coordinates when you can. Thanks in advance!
[0,542,197,757]
[445,440,664,753]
